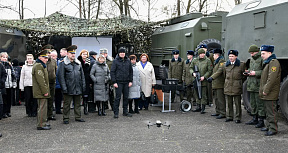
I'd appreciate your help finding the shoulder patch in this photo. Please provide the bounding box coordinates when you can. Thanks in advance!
[271,66,277,72]
[38,70,43,75]
[220,63,224,66]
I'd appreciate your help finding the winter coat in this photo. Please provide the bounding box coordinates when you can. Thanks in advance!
[206,52,215,67]
[128,63,141,99]
[223,58,246,96]
[189,56,213,87]
[110,55,133,84]
[1,61,17,89]
[19,60,35,91]
[168,57,184,83]
[58,56,86,95]
[89,56,96,67]
[90,61,110,102]
[78,56,92,95]
[259,54,281,100]
[106,55,114,70]
[32,59,50,99]
[210,56,225,89]
[55,59,62,89]
[136,61,156,97]
[0,62,7,89]
[46,57,57,84]
[247,52,263,92]
[183,59,194,85]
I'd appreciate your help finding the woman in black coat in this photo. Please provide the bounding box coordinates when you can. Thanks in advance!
[77,50,92,115]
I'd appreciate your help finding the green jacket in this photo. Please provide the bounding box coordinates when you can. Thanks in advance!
[210,56,225,89]
[206,52,215,67]
[259,54,281,100]
[32,59,50,99]
[247,52,263,92]
[190,56,213,87]
[169,57,184,83]
[46,57,57,84]
[106,55,114,70]
[182,59,194,85]
[223,58,246,95]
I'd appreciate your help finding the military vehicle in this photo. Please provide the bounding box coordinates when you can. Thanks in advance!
[0,27,26,62]
[150,0,288,120]
[223,0,288,120]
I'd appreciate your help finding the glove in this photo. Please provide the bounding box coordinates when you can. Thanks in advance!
[207,77,213,83]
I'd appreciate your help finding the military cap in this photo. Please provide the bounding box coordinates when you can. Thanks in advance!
[198,48,205,54]
[213,48,222,54]
[187,50,194,55]
[67,45,77,54]
[89,51,97,56]
[260,45,274,53]
[248,45,260,53]
[42,44,54,50]
[100,48,108,54]
[118,47,126,53]
[172,50,180,55]
[199,44,207,48]
[37,50,48,58]
[228,50,238,56]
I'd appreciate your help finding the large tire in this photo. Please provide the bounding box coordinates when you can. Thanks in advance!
[279,77,288,121]
[242,80,251,112]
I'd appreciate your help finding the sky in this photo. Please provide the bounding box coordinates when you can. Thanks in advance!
[0,0,252,21]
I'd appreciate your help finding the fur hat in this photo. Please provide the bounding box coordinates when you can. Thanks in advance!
[199,44,207,48]
[100,48,108,54]
[228,50,238,56]
[213,48,222,54]
[172,50,180,55]
[118,47,126,53]
[260,45,274,53]
[187,50,194,55]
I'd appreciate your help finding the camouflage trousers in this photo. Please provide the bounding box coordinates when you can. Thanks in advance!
[250,92,265,117]
[196,86,207,105]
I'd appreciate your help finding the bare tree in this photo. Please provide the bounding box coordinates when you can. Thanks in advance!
[177,0,180,16]
[79,0,82,18]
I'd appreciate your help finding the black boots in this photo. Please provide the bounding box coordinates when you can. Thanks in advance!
[83,100,88,115]
[255,116,265,128]
[0,104,3,120]
[192,104,201,112]
[245,115,258,125]
[128,100,135,114]
[200,104,206,114]
[101,102,106,116]
[96,102,102,116]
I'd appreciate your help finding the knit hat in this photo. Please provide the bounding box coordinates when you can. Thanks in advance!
[248,45,260,53]
[198,48,205,54]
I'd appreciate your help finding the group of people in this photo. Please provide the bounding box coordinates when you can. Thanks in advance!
[170,44,281,136]
[0,44,157,131]
[0,43,281,137]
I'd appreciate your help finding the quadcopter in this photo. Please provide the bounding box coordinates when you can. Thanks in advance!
[147,120,170,129]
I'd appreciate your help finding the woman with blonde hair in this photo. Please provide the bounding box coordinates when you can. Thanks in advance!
[90,54,110,116]
[136,53,156,110]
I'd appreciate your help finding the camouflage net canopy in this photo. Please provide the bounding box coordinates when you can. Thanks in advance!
[0,12,155,36]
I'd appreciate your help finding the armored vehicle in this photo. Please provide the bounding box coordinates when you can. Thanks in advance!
[223,0,288,120]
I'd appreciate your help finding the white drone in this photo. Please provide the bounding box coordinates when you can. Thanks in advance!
[147,120,170,129]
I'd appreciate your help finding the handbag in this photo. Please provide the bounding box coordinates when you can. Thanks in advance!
[140,91,146,101]
[150,92,158,104]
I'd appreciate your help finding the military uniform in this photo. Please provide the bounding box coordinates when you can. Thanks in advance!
[32,50,51,130]
[182,51,195,104]
[190,48,213,113]
[209,49,226,118]
[259,45,281,136]
[168,50,184,103]
[245,45,265,127]
[223,50,245,123]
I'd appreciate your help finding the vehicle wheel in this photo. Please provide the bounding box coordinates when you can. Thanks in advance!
[279,77,288,121]
[242,80,251,112]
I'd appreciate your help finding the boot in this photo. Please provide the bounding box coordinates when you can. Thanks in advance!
[200,104,206,114]
[128,100,134,114]
[192,104,201,112]
[102,102,106,116]
[83,100,88,115]
[245,115,258,125]
[0,104,3,120]
[96,101,102,116]
[255,116,265,128]
[134,99,139,114]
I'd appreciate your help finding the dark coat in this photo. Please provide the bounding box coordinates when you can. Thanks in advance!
[90,61,110,101]
[58,56,86,95]
[78,56,92,95]
[0,62,7,89]
[259,54,281,100]
[110,55,133,84]
[32,59,50,99]
[1,61,17,89]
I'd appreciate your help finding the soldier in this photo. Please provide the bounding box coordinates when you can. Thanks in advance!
[110,47,133,118]
[32,50,51,130]
[207,48,226,119]
[223,50,245,123]
[244,45,265,128]
[182,50,195,106]
[168,50,184,103]
[44,45,57,121]
[259,45,281,136]
[190,48,213,114]
[199,44,214,107]
[58,45,86,124]
[100,48,114,111]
